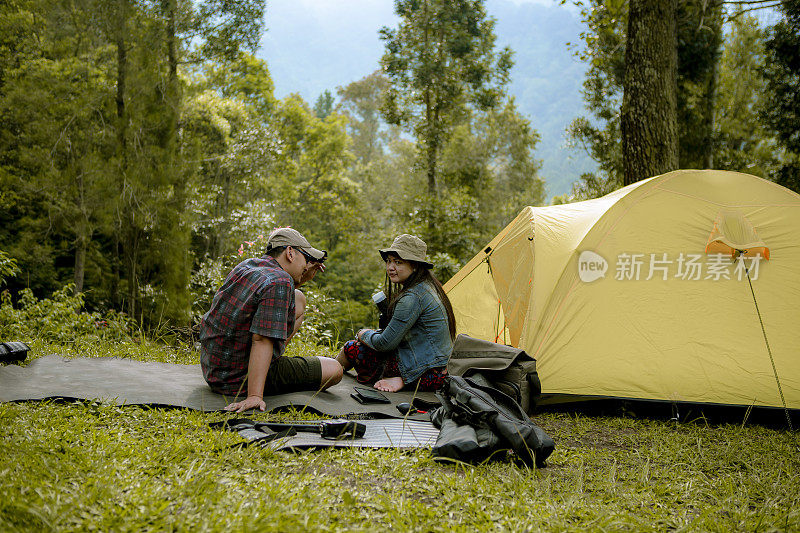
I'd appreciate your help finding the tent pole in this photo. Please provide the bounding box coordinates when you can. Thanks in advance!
[486,257,502,344]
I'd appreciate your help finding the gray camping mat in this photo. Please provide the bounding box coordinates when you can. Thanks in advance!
[0,355,436,420]
[232,419,440,450]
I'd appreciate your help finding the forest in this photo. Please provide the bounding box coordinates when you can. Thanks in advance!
[1,0,799,340]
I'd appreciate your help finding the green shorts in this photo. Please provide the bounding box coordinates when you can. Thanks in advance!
[264,355,323,395]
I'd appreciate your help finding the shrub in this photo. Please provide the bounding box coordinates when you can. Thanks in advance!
[0,285,133,343]
[297,287,376,345]
[0,250,20,288]
[190,237,377,345]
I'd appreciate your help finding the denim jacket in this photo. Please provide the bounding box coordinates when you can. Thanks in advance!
[361,281,453,383]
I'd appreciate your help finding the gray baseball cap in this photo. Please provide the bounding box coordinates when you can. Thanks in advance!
[379,234,433,268]
[266,228,326,262]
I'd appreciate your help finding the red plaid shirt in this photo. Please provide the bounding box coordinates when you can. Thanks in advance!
[199,255,295,395]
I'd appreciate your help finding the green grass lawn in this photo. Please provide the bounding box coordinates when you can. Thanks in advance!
[1,339,798,532]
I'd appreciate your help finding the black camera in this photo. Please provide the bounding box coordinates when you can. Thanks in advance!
[0,341,30,364]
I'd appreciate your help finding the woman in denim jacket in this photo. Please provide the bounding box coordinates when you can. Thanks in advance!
[336,234,456,392]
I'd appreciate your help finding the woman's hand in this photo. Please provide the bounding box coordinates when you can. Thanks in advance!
[356,328,370,343]
[224,395,266,413]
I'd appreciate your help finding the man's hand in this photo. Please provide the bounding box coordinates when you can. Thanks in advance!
[298,262,325,287]
[224,395,266,413]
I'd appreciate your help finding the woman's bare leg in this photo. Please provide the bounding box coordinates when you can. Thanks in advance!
[335,346,352,371]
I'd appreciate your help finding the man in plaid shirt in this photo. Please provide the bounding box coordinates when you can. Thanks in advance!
[200,228,343,412]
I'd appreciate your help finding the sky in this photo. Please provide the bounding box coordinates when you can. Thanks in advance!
[258,0,573,101]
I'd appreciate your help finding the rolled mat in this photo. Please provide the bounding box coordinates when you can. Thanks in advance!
[0,355,438,420]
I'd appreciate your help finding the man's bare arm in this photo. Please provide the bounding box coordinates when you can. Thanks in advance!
[224,333,273,413]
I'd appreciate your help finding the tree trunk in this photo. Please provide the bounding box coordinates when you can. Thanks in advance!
[73,169,89,294]
[702,56,718,169]
[621,0,679,186]
[426,135,437,195]
[702,1,722,170]
[162,0,190,322]
[164,0,184,218]
[112,0,129,309]
[219,171,231,257]
[166,0,178,134]
[424,89,437,195]
[126,217,138,318]
[73,230,87,294]
[422,0,437,196]
[116,6,127,159]
[112,231,120,308]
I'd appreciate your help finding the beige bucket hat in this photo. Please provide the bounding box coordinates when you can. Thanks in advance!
[266,227,326,262]
[379,234,433,268]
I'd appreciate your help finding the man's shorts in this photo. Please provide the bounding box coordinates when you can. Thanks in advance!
[264,355,323,395]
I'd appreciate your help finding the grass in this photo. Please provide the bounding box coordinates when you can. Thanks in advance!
[1,339,799,532]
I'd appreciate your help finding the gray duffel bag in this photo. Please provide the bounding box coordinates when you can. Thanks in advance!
[447,334,541,414]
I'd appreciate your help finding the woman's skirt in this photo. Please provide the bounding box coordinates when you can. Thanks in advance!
[341,339,447,392]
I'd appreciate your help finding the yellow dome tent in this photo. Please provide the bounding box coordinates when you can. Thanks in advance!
[444,170,800,408]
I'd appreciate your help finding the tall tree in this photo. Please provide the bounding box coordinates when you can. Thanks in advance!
[110,0,131,308]
[379,0,513,196]
[429,98,544,271]
[0,0,59,295]
[564,0,629,196]
[568,0,729,195]
[115,0,266,321]
[183,91,251,260]
[715,14,777,176]
[196,51,275,117]
[186,53,275,261]
[677,0,724,169]
[0,0,268,324]
[0,0,117,296]
[762,0,800,193]
[313,90,335,119]
[337,71,395,164]
[620,0,679,185]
